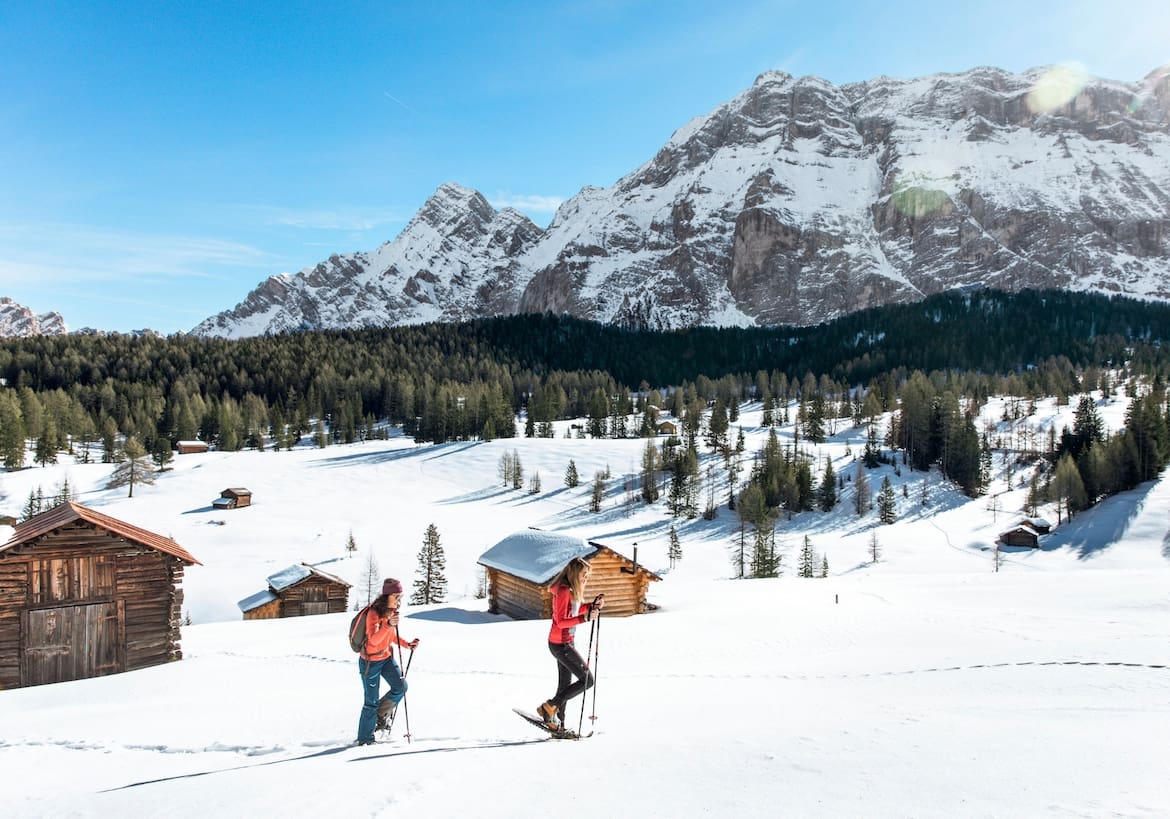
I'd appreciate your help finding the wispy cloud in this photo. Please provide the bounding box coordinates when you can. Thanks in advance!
[489,193,564,214]
[244,205,408,232]
[0,222,272,287]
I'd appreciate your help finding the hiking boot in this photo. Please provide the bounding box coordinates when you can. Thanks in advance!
[536,701,560,727]
[376,700,396,730]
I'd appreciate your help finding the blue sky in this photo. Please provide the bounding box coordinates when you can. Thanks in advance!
[1,0,1167,334]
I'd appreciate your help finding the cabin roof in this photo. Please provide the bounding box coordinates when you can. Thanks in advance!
[222,487,252,496]
[237,589,278,612]
[478,530,599,585]
[266,562,350,591]
[1001,523,1040,537]
[1,501,200,565]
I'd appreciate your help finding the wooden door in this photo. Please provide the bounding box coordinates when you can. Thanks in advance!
[22,601,123,686]
[301,586,328,616]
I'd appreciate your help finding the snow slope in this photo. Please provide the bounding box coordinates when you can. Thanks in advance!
[1,397,1167,817]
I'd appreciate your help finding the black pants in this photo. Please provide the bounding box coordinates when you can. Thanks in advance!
[548,640,594,715]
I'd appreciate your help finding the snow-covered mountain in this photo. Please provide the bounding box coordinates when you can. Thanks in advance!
[193,64,1170,338]
[0,297,67,337]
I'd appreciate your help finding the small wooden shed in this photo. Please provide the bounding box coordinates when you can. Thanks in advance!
[998,523,1041,548]
[176,440,209,454]
[656,421,678,436]
[238,563,351,620]
[478,529,660,620]
[213,487,252,510]
[0,501,200,689]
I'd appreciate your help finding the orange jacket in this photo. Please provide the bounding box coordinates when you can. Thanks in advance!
[548,583,590,645]
[361,607,411,661]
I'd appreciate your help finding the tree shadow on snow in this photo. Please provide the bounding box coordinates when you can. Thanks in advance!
[407,607,511,625]
[1040,481,1157,560]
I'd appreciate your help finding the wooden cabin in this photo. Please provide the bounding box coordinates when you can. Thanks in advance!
[238,563,351,620]
[1024,517,1052,535]
[213,487,252,510]
[478,529,660,620]
[998,523,1041,549]
[656,421,678,436]
[0,501,200,689]
[176,440,209,454]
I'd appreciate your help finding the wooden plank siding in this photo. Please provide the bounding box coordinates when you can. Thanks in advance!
[279,576,350,617]
[242,599,282,620]
[0,509,195,689]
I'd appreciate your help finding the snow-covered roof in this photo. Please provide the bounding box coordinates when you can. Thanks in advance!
[477,530,598,585]
[1025,517,1053,529]
[237,589,277,612]
[1001,523,1040,537]
[265,562,350,591]
[266,564,312,591]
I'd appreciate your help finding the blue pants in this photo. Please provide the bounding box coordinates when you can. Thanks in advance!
[357,655,407,742]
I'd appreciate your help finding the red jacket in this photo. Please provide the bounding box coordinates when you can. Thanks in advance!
[361,607,411,661]
[548,583,590,645]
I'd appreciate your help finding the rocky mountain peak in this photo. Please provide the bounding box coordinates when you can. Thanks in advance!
[0,297,67,338]
[193,63,1170,339]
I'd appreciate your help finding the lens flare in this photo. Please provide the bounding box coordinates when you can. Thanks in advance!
[1026,63,1090,115]
[1128,62,1170,115]
[891,162,955,218]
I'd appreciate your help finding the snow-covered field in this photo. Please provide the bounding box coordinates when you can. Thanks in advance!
[1,398,1168,818]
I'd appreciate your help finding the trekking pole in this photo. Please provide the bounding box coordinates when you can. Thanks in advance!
[389,645,414,743]
[588,611,601,725]
[577,616,597,737]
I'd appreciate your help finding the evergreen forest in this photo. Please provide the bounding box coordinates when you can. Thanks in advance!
[1,288,1169,527]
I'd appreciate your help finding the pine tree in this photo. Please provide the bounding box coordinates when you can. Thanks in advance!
[528,470,542,494]
[798,535,816,578]
[818,457,837,511]
[668,524,682,568]
[564,459,579,488]
[410,523,447,605]
[641,440,660,503]
[878,475,897,524]
[821,555,829,578]
[345,529,358,557]
[868,531,881,563]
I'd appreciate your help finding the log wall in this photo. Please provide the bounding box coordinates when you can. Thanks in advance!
[0,522,189,688]
[280,576,350,617]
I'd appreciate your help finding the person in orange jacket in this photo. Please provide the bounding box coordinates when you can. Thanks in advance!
[536,557,603,729]
[356,578,419,745]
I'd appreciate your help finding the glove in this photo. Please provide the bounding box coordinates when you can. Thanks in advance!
[408,638,420,650]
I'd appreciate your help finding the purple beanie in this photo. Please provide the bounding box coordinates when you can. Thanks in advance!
[382,578,404,596]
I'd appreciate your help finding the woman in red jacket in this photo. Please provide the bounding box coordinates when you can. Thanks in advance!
[356,578,419,745]
[536,557,603,729]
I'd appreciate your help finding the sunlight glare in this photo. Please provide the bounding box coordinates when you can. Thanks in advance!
[1026,63,1090,114]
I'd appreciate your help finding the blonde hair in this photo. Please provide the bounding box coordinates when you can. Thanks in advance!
[549,556,590,602]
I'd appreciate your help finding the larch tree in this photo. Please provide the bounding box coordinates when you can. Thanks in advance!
[107,437,154,498]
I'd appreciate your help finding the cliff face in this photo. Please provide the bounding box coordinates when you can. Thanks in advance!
[193,64,1170,338]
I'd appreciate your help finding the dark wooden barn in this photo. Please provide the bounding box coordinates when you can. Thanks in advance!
[213,487,252,510]
[176,440,209,455]
[238,563,351,620]
[478,529,660,620]
[0,502,200,689]
[998,523,1042,548]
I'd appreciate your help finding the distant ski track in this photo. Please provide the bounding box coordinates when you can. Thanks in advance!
[196,651,1170,680]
